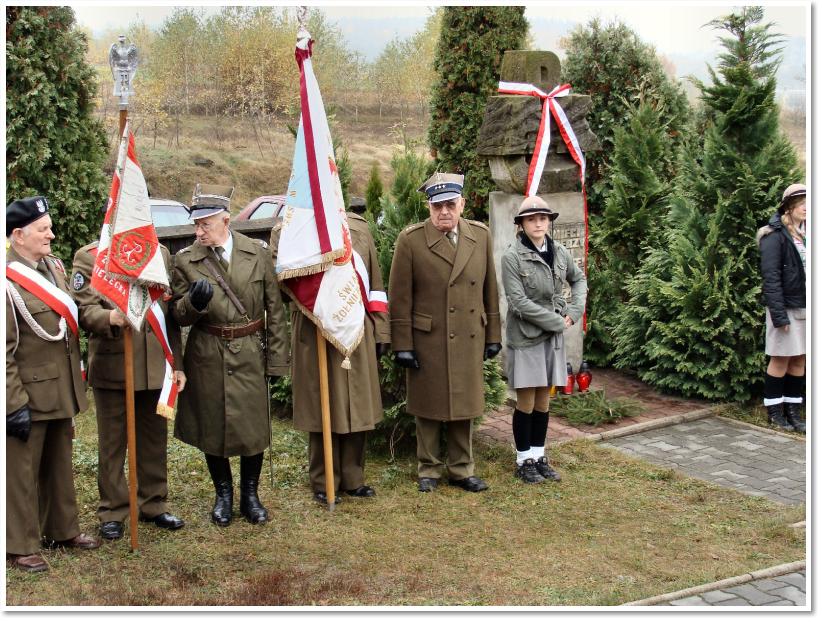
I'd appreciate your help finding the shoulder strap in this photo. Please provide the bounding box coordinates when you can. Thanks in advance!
[202,257,250,321]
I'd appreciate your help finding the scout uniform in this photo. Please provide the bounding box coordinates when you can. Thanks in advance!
[171,184,289,526]
[6,196,98,572]
[72,241,185,539]
[271,211,390,504]
[388,174,502,492]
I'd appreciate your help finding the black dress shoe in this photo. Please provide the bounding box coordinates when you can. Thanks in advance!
[100,521,124,540]
[448,475,489,492]
[417,477,438,493]
[313,491,343,505]
[141,512,185,530]
[345,485,376,497]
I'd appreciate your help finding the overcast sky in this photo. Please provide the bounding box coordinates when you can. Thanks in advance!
[72,2,810,89]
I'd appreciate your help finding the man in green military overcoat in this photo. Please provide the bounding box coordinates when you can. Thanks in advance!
[6,196,100,573]
[72,239,186,540]
[389,174,502,493]
[271,209,390,505]
[171,184,290,526]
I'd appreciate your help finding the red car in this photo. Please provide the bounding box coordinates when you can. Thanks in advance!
[233,195,287,221]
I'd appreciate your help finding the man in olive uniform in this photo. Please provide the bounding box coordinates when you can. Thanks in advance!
[270,208,389,505]
[72,239,186,540]
[389,174,502,493]
[6,196,100,573]
[171,184,290,526]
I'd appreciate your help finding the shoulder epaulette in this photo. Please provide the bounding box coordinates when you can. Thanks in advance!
[468,219,489,231]
[177,245,192,255]
[403,222,426,234]
[254,239,269,249]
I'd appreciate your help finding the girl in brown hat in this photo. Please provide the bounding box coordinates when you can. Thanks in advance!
[757,183,807,432]
[500,196,587,483]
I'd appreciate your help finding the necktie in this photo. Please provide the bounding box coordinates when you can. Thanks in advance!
[214,246,229,271]
[446,231,457,246]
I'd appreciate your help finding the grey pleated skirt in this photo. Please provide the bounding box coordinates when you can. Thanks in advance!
[506,333,568,389]
[765,308,806,356]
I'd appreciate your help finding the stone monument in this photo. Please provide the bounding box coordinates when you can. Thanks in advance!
[477,50,600,373]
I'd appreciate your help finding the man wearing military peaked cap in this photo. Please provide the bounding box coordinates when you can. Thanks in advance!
[172,181,290,527]
[6,196,50,237]
[389,172,502,494]
[6,195,99,572]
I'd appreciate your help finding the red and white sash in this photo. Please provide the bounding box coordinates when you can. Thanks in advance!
[146,301,178,418]
[6,261,79,336]
[352,250,388,314]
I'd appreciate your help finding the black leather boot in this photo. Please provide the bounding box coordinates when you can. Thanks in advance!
[204,454,233,526]
[784,402,805,433]
[240,453,268,524]
[766,403,794,432]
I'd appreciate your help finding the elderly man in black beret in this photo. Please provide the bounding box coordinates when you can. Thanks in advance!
[6,196,99,573]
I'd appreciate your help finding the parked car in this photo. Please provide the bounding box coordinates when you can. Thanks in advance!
[150,198,190,228]
[233,195,287,222]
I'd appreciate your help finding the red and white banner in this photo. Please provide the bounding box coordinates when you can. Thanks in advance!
[498,80,589,329]
[275,34,366,366]
[92,121,168,331]
[6,261,79,336]
[90,126,176,416]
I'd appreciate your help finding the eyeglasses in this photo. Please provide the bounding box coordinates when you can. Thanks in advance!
[429,200,461,212]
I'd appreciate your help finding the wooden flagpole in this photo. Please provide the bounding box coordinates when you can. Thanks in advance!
[316,332,336,511]
[118,107,140,550]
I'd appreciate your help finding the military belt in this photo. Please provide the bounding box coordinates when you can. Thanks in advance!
[202,318,264,340]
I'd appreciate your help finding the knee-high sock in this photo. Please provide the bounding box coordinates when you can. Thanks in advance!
[763,373,785,406]
[512,409,532,463]
[783,373,804,404]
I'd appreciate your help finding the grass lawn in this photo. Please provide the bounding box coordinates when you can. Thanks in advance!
[715,402,806,437]
[6,401,804,607]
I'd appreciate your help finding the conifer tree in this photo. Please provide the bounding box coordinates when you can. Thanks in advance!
[365,163,384,222]
[613,7,800,401]
[585,101,677,365]
[428,6,527,221]
[6,6,108,261]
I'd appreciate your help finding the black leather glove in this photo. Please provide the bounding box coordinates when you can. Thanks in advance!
[484,342,502,360]
[394,350,420,369]
[376,343,390,358]
[7,405,31,442]
[189,279,213,311]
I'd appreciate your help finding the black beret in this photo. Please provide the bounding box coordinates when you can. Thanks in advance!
[6,196,49,237]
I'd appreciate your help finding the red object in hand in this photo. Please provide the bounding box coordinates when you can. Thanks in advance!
[576,360,592,392]
[562,362,575,395]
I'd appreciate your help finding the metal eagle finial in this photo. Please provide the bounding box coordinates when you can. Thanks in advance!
[109,35,139,103]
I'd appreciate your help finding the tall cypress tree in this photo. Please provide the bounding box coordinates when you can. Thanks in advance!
[585,101,677,365]
[428,6,527,221]
[614,7,800,401]
[6,6,108,261]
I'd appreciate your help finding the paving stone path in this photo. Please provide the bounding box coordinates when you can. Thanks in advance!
[661,571,806,606]
[602,416,805,505]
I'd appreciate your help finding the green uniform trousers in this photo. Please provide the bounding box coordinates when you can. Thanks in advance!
[308,431,367,492]
[94,388,168,522]
[414,417,474,480]
[6,419,80,555]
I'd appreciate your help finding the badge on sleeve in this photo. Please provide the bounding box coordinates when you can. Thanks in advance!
[72,272,85,291]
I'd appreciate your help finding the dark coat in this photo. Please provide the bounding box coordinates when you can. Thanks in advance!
[271,212,390,434]
[6,247,87,419]
[72,242,182,391]
[389,217,501,421]
[758,212,806,327]
[171,232,290,457]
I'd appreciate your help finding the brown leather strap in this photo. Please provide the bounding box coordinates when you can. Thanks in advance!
[201,318,264,340]
[202,257,250,321]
